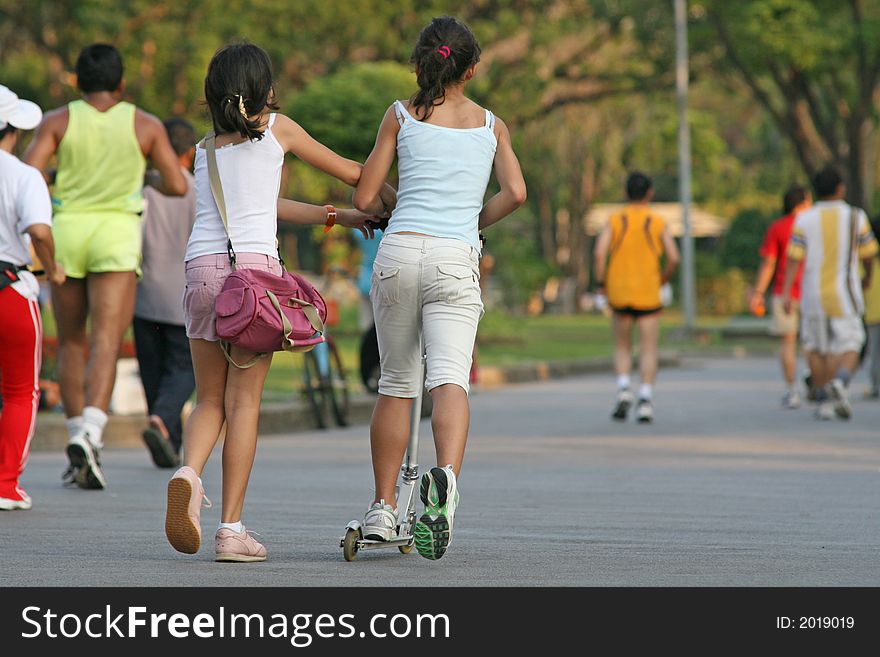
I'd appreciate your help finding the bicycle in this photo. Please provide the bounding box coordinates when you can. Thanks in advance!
[300,298,351,429]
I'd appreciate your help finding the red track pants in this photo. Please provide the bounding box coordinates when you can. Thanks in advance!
[0,286,42,498]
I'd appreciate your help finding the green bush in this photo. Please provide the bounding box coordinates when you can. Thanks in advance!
[719,208,773,273]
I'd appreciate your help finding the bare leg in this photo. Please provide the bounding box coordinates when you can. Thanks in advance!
[51,278,88,418]
[370,394,413,507]
[182,339,228,475]
[836,351,860,378]
[220,346,273,523]
[808,352,832,389]
[612,313,634,380]
[84,272,136,410]
[780,332,798,386]
[637,313,661,386]
[431,383,469,476]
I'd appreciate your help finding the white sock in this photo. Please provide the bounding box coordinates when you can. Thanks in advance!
[617,374,631,390]
[65,416,84,440]
[639,384,653,401]
[219,521,243,533]
[82,406,108,449]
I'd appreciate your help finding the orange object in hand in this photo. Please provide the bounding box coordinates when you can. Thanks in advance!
[752,298,766,317]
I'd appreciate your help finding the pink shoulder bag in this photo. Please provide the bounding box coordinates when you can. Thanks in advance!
[204,133,327,369]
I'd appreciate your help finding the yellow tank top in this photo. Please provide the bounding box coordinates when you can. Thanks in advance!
[52,100,145,217]
[606,205,665,310]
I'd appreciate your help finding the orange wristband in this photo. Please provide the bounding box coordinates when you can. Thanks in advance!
[323,204,337,233]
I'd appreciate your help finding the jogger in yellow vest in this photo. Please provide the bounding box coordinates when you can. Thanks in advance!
[24,43,187,490]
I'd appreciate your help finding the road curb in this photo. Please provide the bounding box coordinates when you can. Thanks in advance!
[28,352,681,452]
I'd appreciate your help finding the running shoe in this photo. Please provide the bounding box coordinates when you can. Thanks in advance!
[215,527,267,563]
[814,401,834,421]
[414,465,458,561]
[804,374,817,402]
[611,388,634,421]
[0,487,32,511]
[827,379,852,420]
[66,432,106,490]
[363,499,399,542]
[165,466,212,554]
[782,390,801,409]
[636,398,654,423]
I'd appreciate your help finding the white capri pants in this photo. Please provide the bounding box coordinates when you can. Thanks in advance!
[371,233,484,397]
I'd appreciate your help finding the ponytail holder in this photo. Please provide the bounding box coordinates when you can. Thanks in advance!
[236,94,248,119]
[436,45,451,59]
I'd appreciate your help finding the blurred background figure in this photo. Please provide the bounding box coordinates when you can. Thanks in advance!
[749,185,811,409]
[134,118,198,468]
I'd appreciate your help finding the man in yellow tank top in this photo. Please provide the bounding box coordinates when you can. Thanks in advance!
[25,44,187,490]
[594,172,679,423]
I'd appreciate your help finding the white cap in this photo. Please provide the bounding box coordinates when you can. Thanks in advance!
[0,85,43,131]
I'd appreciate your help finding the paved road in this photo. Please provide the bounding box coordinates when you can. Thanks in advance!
[3,357,878,586]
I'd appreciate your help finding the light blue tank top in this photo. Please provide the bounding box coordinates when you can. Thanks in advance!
[385,100,497,251]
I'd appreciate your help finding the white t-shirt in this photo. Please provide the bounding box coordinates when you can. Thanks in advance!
[0,149,52,300]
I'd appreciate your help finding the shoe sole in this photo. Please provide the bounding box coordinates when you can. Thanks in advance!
[143,428,180,469]
[363,528,394,541]
[66,442,106,490]
[415,467,452,560]
[215,553,267,563]
[637,414,653,424]
[166,477,201,554]
[611,400,631,421]
[0,500,32,511]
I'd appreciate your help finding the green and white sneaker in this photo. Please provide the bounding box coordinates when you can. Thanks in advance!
[414,465,459,561]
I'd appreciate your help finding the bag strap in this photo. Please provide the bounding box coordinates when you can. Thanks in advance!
[203,132,237,269]
[219,342,265,369]
[266,290,325,353]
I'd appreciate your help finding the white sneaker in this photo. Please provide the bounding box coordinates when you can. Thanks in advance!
[827,379,852,420]
[782,390,801,409]
[611,388,634,421]
[0,487,32,511]
[66,432,107,490]
[636,398,654,423]
[814,401,834,421]
[363,499,399,541]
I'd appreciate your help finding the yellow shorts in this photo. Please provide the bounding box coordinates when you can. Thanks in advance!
[52,211,142,279]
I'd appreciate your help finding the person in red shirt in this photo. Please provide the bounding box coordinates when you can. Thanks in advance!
[749,185,811,408]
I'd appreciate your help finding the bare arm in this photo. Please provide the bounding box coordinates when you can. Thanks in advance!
[25,224,65,285]
[862,257,874,290]
[273,114,362,187]
[659,227,680,284]
[781,255,802,313]
[593,224,612,290]
[23,109,67,182]
[277,199,375,240]
[138,111,187,196]
[353,106,400,216]
[750,256,776,312]
[479,118,527,230]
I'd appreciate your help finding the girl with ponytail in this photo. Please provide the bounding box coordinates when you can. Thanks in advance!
[352,16,527,561]
[165,43,392,563]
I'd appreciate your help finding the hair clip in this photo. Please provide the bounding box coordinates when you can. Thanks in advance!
[236,94,247,119]
[436,46,451,59]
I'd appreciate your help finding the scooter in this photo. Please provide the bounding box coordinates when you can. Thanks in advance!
[340,351,425,561]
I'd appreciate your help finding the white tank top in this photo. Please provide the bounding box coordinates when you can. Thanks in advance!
[385,100,497,251]
[185,113,283,262]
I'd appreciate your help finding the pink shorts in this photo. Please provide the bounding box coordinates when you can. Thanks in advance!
[183,253,282,342]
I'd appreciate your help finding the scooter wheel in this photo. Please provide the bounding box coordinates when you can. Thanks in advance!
[343,528,360,562]
[399,543,414,554]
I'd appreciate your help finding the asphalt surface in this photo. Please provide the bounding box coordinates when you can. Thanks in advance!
[3,356,878,586]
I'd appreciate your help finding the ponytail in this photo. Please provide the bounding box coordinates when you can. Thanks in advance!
[205,43,280,141]
[410,16,481,119]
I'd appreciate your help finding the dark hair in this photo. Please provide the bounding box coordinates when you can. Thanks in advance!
[410,16,481,119]
[75,44,124,93]
[626,172,653,201]
[782,184,808,214]
[204,44,280,141]
[163,118,197,156]
[813,166,844,199]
